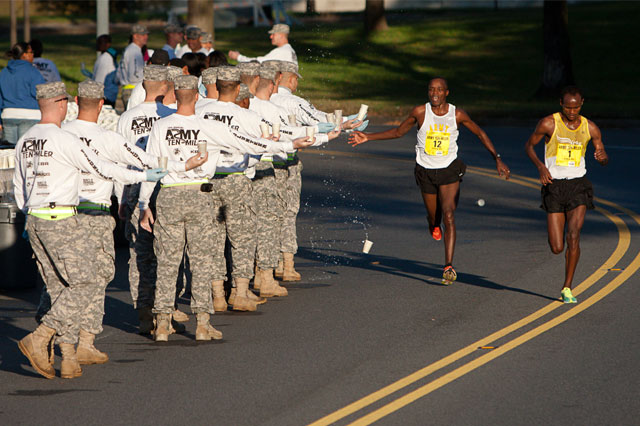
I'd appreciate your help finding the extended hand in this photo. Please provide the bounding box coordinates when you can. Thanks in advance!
[496,158,511,180]
[185,151,208,171]
[139,208,154,233]
[228,50,240,60]
[327,129,341,141]
[293,136,314,149]
[348,131,369,147]
[145,168,168,182]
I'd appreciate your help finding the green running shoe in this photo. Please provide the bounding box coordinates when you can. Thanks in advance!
[442,265,457,285]
[561,287,577,304]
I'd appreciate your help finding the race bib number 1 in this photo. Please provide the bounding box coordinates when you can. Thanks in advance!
[424,131,450,156]
[556,143,582,167]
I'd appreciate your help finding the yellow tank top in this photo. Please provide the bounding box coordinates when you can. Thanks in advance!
[545,112,590,179]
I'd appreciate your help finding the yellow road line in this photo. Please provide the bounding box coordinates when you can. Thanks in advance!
[305,149,636,426]
[350,245,640,425]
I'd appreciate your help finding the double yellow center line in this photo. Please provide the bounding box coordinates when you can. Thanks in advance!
[303,150,639,425]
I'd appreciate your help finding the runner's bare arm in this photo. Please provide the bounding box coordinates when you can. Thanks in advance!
[347,105,423,146]
[525,115,555,185]
[588,120,609,166]
[456,108,510,179]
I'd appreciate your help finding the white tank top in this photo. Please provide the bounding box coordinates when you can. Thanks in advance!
[416,103,458,169]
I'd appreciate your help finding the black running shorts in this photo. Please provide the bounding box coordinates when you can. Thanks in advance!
[414,159,467,194]
[541,176,595,213]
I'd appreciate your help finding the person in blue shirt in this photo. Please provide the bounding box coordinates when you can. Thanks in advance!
[0,42,46,144]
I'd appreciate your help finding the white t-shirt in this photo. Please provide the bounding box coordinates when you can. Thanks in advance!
[126,82,146,110]
[63,119,187,205]
[415,103,459,170]
[270,86,327,126]
[117,102,177,148]
[33,58,61,83]
[238,43,297,64]
[13,123,146,212]
[93,52,116,85]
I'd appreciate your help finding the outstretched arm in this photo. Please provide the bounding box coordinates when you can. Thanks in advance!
[348,105,423,146]
[525,115,555,185]
[457,108,510,179]
[588,120,608,166]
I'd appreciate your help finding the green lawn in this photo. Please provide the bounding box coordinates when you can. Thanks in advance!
[1,2,638,122]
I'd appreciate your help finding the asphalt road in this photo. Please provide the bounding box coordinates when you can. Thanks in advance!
[1,124,639,426]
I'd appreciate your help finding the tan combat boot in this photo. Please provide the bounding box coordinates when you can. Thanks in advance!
[259,268,288,297]
[154,313,172,342]
[247,289,268,305]
[231,278,258,311]
[282,252,301,281]
[137,306,155,335]
[253,264,262,290]
[195,312,223,341]
[212,280,228,312]
[59,342,82,379]
[76,329,109,365]
[228,287,237,305]
[274,255,284,280]
[18,324,56,379]
[172,308,189,322]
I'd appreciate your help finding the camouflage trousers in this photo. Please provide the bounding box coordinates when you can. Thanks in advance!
[279,159,302,254]
[152,185,216,314]
[124,184,157,309]
[210,174,256,279]
[28,213,115,344]
[252,162,284,269]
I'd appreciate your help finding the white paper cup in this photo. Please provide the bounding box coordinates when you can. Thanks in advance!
[260,123,270,138]
[158,156,168,170]
[306,126,315,139]
[363,239,373,254]
[357,104,369,122]
[288,114,297,126]
[326,113,335,125]
[197,141,207,154]
[0,155,7,169]
[272,122,280,138]
[6,155,14,168]
[334,109,343,126]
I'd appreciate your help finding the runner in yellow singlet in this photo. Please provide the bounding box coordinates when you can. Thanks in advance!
[525,86,608,303]
[349,78,510,284]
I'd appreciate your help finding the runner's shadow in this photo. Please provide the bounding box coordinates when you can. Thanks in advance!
[297,246,556,300]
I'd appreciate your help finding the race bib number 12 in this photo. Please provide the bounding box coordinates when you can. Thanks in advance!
[424,131,450,156]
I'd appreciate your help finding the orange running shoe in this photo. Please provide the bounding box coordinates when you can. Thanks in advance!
[430,225,442,241]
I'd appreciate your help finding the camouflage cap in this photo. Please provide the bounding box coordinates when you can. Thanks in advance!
[173,75,199,90]
[200,32,213,44]
[237,62,260,76]
[216,66,240,82]
[36,81,71,100]
[77,79,104,99]
[201,67,217,85]
[280,61,302,78]
[131,24,149,35]
[166,65,183,82]
[236,84,254,101]
[258,67,277,84]
[144,64,168,81]
[186,26,201,40]
[164,23,182,34]
[261,60,284,72]
[268,24,290,35]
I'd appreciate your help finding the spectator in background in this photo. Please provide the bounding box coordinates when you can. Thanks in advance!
[92,34,119,107]
[30,39,61,83]
[117,24,149,107]
[162,23,182,60]
[176,27,209,58]
[0,42,45,144]
[229,24,297,64]
[207,50,228,68]
[200,32,214,55]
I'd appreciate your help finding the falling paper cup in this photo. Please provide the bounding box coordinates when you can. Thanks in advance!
[197,141,207,154]
[334,109,343,126]
[158,156,168,171]
[288,114,297,127]
[357,104,369,122]
[363,239,373,254]
[260,123,270,138]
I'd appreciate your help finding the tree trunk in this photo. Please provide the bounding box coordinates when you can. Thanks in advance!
[537,0,574,97]
[307,0,315,13]
[188,0,214,42]
[365,0,388,34]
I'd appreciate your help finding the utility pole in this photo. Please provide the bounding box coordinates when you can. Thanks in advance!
[97,0,109,57]
[23,0,30,42]
[10,0,17,46]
